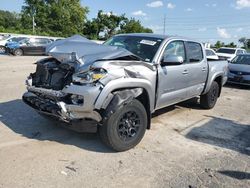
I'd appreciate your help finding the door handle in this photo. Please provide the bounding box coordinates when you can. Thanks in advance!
[182,70,188,75]
[202,67,206,72]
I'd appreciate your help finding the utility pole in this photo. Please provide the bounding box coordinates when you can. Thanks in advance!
[31,7,36,34]
[32,15,35,34]
[163,14,166,35]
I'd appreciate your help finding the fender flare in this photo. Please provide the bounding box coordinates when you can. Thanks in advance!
[203,72,224,95]
[95,78,155,112]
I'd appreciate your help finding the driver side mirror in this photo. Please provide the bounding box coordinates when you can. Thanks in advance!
[161,55,184,66]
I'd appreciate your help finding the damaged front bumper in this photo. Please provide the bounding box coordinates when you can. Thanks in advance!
[23,78,103,132]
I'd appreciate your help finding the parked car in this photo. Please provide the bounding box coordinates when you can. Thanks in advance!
[5,37,28,52]
[216,47,246,61]
[227,54,250,86]
[7,38,52,56]
[0,36,27,53]
[205,48,219,60]
[22,34,228,151]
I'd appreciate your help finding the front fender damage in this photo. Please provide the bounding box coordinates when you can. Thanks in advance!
[101,88,143,123]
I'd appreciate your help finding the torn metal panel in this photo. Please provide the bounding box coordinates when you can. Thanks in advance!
[102,88,143,121]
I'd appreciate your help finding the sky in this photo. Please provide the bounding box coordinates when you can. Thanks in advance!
[1,0,250,45]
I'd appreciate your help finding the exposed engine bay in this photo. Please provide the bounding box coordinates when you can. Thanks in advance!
[31,58,75,91]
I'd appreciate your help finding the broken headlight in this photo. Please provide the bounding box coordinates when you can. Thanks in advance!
[70,94,84,105]
[73,68,107,84]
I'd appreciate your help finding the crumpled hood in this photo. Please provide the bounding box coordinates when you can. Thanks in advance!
[46,35,139,69]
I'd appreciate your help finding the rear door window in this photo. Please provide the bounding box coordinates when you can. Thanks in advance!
[206,49,215,56]
[28,38,37,46]
[186,42,203,63]
[236,50,242,55]
[36,38,49,46]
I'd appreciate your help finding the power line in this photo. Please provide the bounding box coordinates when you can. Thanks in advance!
[161,12,249,20]
[164,24,250,31]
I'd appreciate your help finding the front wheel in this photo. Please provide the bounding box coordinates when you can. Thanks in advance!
[14,48,23,56]
[0,46,6,53]
[200,81,219,109]
[99,99,147,152]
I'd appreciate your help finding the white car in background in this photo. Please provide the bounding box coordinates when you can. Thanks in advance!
[205,48,219,60]
[216,47,246,61]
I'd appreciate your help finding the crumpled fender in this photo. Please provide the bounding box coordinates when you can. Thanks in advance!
[107,88,143,109]
[94,78,155,112]
[100,88,143,124]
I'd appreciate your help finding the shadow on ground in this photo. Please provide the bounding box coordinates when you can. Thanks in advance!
[185,116,250,155]
[224,83,250,90]
[0,99,113,153]
[0,97,201,153]
[1,98,195,153]
[218,170,250,180]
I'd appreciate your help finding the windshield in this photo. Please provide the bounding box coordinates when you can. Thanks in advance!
[104,36,163,62]
[217,48,236,54]
[8,37,27,43]
[206,49,216,56]
[231,55,250,65]
[19,38,30,44]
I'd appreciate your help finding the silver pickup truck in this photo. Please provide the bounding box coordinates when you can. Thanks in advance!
[23,34,228,151]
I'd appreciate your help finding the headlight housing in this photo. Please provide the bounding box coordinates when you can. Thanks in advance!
[73,68,107,84]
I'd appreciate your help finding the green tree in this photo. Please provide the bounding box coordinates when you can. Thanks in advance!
[225,42,237,48]
[0,10,21,32]
[119,18,153,34]
[246,39,250,52]
[247,40,250,48]
[83,20,99,39]
[47,0,88,36]
[21,0,88,37]
[90,10,127,39]
[214,41,224,49]
[239,37,248,48]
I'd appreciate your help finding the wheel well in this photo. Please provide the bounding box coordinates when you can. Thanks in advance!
[14,48,23,54]
[100,88,152,130]
[214,76,222,97]
[136,89,151,129]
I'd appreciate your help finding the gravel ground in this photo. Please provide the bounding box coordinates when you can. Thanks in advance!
[0,55,249,188]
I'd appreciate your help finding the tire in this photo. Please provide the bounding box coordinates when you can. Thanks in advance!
[99,99,147,152]
[0,46,6,53]
[200,81,219,109]
[14,48,23,56]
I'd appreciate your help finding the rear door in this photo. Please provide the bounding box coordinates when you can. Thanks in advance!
[21,38,37,54]
[156,40,190,109]
[35,38,51,54]
[185,41,208,98]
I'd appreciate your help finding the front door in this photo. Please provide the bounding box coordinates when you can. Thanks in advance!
[22,38,37,54]
[155,40,189,110]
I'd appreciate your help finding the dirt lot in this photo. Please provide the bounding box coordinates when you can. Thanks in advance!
[0,55,249,188]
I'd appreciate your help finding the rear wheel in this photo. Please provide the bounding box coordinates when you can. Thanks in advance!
[99,99,147,152]
[14,48,23,56]
[0,46,6,53]
[200,81,219,109]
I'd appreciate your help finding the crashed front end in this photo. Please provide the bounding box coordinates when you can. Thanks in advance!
[22,35,155,133]
[22,57,104,132]
[22,35,144,133]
